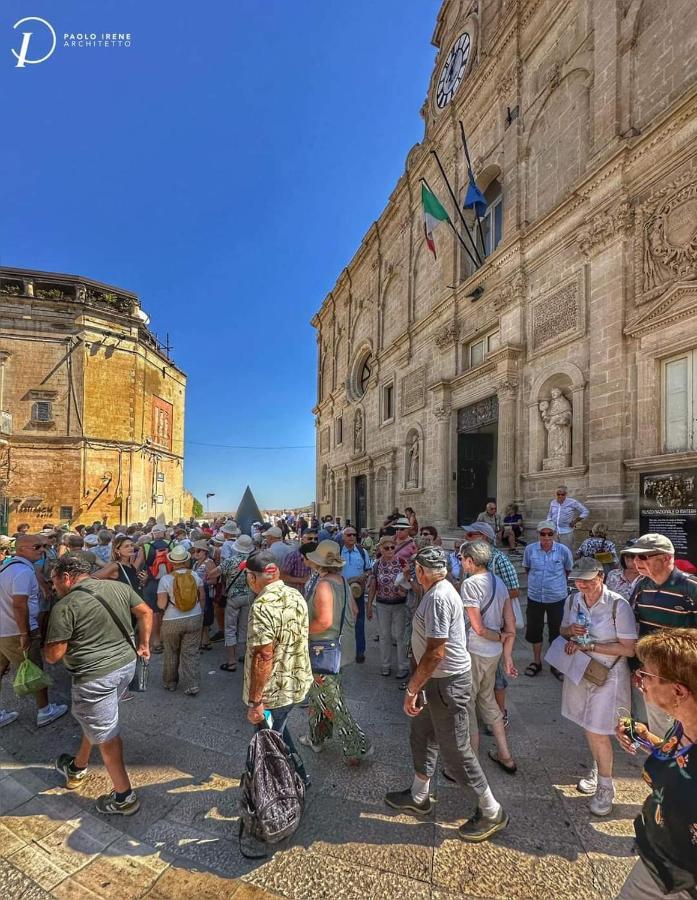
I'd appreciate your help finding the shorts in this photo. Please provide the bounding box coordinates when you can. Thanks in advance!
[468,652,504,731]
[0,630,43,676]
[525,597,565,646]
[71,660,136,745]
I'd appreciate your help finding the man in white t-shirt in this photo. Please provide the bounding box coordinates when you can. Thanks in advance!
[459,540,517,773]
[0,534,68,728]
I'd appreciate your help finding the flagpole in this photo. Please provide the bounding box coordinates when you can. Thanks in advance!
[459,121,487,256]
[429,150,483,266]
[421,177,480,271]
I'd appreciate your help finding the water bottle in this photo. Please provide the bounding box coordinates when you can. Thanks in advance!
[575,609,591,646]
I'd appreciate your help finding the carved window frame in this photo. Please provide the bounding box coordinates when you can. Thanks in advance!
[381,377,395,426]
[462,327,500,370]
[662,350,696,453]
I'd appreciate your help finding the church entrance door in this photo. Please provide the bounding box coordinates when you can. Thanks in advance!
[457,397,499,526]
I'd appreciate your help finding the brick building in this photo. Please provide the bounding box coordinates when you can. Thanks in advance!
[312,0,697,540]
[0,266,187,532]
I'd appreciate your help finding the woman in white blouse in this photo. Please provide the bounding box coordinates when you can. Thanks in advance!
[157,546,205,696]
[559,557,637,818]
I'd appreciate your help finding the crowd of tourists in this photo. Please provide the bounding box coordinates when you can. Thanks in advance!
[0,490,696,898]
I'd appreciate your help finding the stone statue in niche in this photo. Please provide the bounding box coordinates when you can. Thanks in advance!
[540,388,572,470]
[407,434,420,487]
[354,409,363,453]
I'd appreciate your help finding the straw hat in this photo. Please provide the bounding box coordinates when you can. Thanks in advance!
[306,540,345,569]
[191,540,211,553]
[167,545,191,564]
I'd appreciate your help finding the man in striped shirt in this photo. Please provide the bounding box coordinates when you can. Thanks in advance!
[625,533,697,736]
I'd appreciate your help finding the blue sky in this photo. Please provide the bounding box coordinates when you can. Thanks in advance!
[1,1,437,511]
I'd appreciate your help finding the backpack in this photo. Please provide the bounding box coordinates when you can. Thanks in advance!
[238,728,305,858]
[172,571,198,612]
[145,541,173,579]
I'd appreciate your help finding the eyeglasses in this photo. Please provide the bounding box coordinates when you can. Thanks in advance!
[539,531,554,537]
[344,532,356,537]
[636,670,673,685]
[382,545,396,550]
[556,492,567,497]
[636,553,662,561]
[31,543,49,550]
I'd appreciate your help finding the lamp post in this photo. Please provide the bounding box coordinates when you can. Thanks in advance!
[206,492,215,514]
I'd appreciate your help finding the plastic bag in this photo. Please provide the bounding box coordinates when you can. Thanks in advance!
[13,654,52,697]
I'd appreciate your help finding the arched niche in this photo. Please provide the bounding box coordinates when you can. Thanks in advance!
[404,425,424,489]
[527,362,585,473]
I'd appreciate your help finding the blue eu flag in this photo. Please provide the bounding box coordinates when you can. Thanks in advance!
[463,173,487,217]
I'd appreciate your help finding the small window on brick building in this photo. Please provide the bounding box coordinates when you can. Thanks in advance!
[31,400,53,423]
[60,506,74,521]
[382,381,395,424]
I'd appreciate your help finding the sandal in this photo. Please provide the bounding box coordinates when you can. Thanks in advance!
[199,643,212,651]
[524,662,542,677]
[550,666,564,683]
[219,663,237,672]
[488,749,517,775]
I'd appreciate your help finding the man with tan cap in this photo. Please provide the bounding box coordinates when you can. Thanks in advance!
[624,533,697,736]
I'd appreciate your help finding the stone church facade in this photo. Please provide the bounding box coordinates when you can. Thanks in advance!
[312,0,697,539]
[0,266,187,532]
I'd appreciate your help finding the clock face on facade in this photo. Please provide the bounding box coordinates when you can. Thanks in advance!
[436,32,471,108]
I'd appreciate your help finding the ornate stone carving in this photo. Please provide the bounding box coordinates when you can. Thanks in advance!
[76,284,86,301]
[510,271,527,304]
[457,396,498,432]
[433,403,452,422]
[530,271,584,354]
[434,322,459,349]
[400,366,426,415]
[496,379,518,399]
[539,388,572,470]
[353,408,364,454]
[642,178,697,293]
[577,199,634,256]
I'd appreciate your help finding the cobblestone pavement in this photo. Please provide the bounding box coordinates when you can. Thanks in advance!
[0,615,645,899]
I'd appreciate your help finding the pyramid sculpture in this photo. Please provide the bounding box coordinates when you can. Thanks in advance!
[235,486,264,536]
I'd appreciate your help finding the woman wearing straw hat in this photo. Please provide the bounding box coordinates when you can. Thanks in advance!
[300,540,372,764]
[157,546,205,695]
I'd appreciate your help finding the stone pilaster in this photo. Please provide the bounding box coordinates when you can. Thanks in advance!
[496,379,517,513]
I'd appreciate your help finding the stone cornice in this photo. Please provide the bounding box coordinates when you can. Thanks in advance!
[624,283,697,338]
[624,451,697,472]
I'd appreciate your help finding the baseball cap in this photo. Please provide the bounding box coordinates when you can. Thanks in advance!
[537,520,557,533]
[245,550,277,573]
[84,534,99,547]
[265,526,283,539]
[622,534,675,556]
[461,522,495,543]
[569,557,603,580]
[152,524,166,535]
[415,546,447,569]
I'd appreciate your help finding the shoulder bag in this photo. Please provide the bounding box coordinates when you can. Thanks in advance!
[566,593,621,687]
[308,580,347,675]
[593,539,615,567]
[73,585,149,692]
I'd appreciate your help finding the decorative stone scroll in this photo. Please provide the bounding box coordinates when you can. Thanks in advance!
[400,366,426,416]
[457,395,499,433]
[577,199,634,256]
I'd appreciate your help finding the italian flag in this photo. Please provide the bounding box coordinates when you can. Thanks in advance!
[422,182,450,259]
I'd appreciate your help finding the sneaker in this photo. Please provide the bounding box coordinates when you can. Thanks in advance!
[373,635,380,642]
[577,762,598,795]
[184,687,199,696]
[381,667,391,677]
[299,735,323,754]
[458,806,509,842]
[502,709,509,728]
[385,788,433,815]
[55,754,88,790]
[0,710,19,728]
[95,790,140,816]
[37,703,68,728]
[590,784,614,817]
[396,670,410,680]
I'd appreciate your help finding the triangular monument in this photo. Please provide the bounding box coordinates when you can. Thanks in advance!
[235,486,264,536]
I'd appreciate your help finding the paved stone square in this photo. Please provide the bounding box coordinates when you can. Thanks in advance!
[0,617,645,899]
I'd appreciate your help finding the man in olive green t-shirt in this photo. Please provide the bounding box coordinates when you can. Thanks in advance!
[44,555,152,816]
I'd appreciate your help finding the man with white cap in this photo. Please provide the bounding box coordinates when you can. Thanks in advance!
[522,520,573,679]
[623,533,697,736]
[264,526,291,567]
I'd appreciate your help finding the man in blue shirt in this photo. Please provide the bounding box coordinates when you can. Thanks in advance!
[522,520,573,680]
[340,527,372,663]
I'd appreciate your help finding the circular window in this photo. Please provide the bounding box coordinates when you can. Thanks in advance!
[359,355,373,397]
[349,348,374,401]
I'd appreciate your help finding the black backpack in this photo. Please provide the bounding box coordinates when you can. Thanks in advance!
[238,727,305,857]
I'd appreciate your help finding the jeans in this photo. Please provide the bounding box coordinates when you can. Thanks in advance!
[354,593,366,657]
[410,671,490,797]
[262,702,309,786]
[377,602,408,673]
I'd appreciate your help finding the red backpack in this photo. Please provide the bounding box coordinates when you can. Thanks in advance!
[145,542,174,579]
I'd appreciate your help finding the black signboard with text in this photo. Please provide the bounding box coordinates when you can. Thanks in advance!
[639,469,697,562]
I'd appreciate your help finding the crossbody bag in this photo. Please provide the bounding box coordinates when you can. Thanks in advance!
[308,580,348,675]
[566,593,621,687]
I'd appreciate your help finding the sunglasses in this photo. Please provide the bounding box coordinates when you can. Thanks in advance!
[31,543,50,550]
[344,532,356,537]
[636,553,661,561]
[539,531,554,537]
[382,545,396,550]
